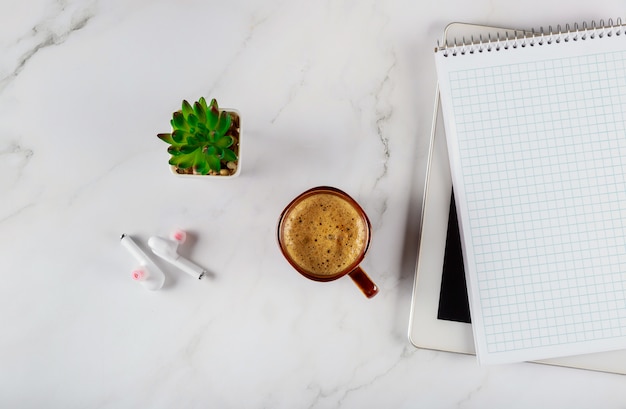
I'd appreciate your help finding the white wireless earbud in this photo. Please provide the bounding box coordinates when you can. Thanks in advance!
[148,231,206,280]
[120,234,165,290]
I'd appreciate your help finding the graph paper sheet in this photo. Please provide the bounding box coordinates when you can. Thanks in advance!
[435,26,626,364]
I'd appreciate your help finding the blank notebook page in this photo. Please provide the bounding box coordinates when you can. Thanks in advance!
[435,24,626,364]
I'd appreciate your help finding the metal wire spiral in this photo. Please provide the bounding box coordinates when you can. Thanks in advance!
[437,18,624,56]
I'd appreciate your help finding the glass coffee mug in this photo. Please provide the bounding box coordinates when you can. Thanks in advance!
[277,186,379,298]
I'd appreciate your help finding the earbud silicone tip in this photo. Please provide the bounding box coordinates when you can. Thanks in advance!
[171,229,187,243]
[131,269,146,281]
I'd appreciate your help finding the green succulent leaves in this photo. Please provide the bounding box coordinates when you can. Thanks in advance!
[158,97,238,175]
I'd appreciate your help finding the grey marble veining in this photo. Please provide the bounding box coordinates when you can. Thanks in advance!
[1,1,625,408]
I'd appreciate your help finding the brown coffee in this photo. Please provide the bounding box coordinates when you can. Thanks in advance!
[281,192,368,277]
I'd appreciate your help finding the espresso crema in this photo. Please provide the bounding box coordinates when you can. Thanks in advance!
[281,193,368,277]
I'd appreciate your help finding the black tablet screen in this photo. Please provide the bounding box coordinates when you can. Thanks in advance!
[437,193,471,323]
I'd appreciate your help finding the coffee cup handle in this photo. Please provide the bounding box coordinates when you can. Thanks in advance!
[348,266,379,298]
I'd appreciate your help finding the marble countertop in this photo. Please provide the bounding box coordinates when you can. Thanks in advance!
[2,0,625,407]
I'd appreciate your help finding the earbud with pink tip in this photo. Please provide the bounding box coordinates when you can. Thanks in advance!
[120,234,165,290]
[148,231,206,280]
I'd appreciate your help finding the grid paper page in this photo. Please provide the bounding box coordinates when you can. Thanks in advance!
[436,28,626,364]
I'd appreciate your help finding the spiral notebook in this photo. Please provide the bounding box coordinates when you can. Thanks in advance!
[435,19,626,365]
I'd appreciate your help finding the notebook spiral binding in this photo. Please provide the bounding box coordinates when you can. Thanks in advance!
[437,18,625,56]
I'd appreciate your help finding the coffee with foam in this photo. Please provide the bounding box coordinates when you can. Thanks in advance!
[281,192,368,277]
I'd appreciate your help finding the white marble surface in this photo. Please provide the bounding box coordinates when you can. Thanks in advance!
[1,0,625,407]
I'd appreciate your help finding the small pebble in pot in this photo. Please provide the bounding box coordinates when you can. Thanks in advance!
[227,161,237,170]
[220,169,230,176]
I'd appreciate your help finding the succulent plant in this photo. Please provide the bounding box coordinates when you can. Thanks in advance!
[158,97,239,175]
